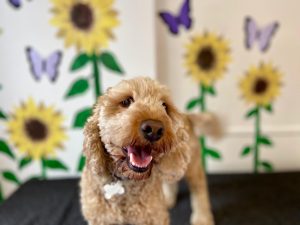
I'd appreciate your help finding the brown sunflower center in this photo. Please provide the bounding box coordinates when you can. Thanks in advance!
[70,3,93,30]
[197,46,216,71]
[25,119,48,141]
[253,78,269,94]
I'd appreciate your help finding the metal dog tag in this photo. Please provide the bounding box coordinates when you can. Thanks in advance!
[103,181,125,200]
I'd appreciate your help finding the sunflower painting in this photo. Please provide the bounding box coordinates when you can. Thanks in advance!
[50,0,124,171]
[0,86,20,203]
[0,136,20,200]
[51,0,119,54]
[240,63,282,173]
[0,103,8,203]
[185,33,230,87]
[0,184,3,203]
[7,98,68,179]
[185,32,231,170]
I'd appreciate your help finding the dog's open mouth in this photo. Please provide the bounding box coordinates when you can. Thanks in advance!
[122,146,152,173]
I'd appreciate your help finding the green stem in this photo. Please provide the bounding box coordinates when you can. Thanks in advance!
[41,158,46,179]
[254,106,261,173]
[200,136,206,169]
[0,183,3,203]
[91,53,101,100]
[199,84,207,170]
[76,53,101,173]
[200,84,207,112]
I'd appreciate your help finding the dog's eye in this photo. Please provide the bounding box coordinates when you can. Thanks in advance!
[120,97,134,108]
[162,102,168,111]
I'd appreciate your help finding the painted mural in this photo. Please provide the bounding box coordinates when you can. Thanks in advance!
[50,0,124,171]
[184,32,231,170]
[0,0,294,203]
[240,63,282,172]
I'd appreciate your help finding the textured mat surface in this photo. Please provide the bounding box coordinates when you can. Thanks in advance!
[0,172,300,225]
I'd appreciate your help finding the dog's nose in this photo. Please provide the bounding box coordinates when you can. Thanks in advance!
[140,120,164,142]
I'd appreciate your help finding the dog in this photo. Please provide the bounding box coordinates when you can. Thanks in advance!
[80,77,219,225]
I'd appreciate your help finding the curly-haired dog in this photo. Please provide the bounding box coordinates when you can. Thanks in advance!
[80,77,219,225]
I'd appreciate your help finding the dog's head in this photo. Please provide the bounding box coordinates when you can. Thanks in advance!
[83,77,187,181]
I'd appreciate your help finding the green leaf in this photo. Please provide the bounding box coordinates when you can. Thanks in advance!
[206,149,222,159]
[241,146,252,156]
[205,86,216,96]
[2,171,20,185]
[99,52,124,74]
[44,159,68,171]
[65,78,89,98]
[0,110,7,120]
[186,98,201,110]
[0,140,15,160]
[77,154,86,172]
[0,183,4,203]
[264,104,273,113]
[246,108,258,118]
[25,175,42,182]
[260,161,273,172]
[71,53,90,71]
[19,157,32,169]
[258,135,273,146]
[73,107,92,128]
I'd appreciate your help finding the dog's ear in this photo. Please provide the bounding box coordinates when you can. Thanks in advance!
[83,99,110,177]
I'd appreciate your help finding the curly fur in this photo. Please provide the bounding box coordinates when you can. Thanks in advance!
[80,77,216,225]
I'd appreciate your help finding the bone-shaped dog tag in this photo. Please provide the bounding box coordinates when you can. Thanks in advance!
[103,181,125,200]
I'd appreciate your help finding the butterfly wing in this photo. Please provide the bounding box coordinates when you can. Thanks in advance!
[45,51,62,82]
[259,22,279,52]
[244,17,258,49]
[8,0,21,8]
[26,47,44,81]
[159,12,179,35]
[178,0,192,29]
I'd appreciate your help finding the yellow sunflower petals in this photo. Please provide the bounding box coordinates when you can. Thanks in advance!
[50,0,119,53]
[239,63,282,106]
[6,98,67,160]
[184,32,231,85]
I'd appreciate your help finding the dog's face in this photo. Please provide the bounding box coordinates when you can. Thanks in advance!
[97,77,183,180]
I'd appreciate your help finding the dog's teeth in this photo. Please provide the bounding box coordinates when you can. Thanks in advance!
[129,153,149,169]
[129,153,134,163]
[129,153,137,167]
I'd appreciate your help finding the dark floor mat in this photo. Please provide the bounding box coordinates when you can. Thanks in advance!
[0,172,300,225]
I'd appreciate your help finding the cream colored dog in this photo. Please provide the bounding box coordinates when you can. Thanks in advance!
[80,77,219,225]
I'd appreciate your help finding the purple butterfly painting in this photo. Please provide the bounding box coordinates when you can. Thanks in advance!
[244,17,279,52]
[8,0,33,9]
[26,47,62,82]
[159,0,192,35]
[8,0,21,8]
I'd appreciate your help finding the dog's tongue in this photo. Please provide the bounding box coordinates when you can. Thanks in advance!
[128,146,152,168]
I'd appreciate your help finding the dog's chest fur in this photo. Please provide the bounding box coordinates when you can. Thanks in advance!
[96,173,167,224]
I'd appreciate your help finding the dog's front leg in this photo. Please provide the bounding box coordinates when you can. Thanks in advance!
[162,182,178,208]
[87,221,106,225]
[185,151,214,225]
[149,213,170,225]
[156,140,191,183]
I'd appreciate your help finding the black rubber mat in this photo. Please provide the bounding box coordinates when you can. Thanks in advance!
[0,172,299,225]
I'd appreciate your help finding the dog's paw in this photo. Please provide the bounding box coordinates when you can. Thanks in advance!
[192,219,215,225]
[191,213,215,225]
[162,183,178,208]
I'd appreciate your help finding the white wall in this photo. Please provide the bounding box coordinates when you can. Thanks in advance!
[0,0,156,197]
[1,0,300,199]
[156,0,300,172]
